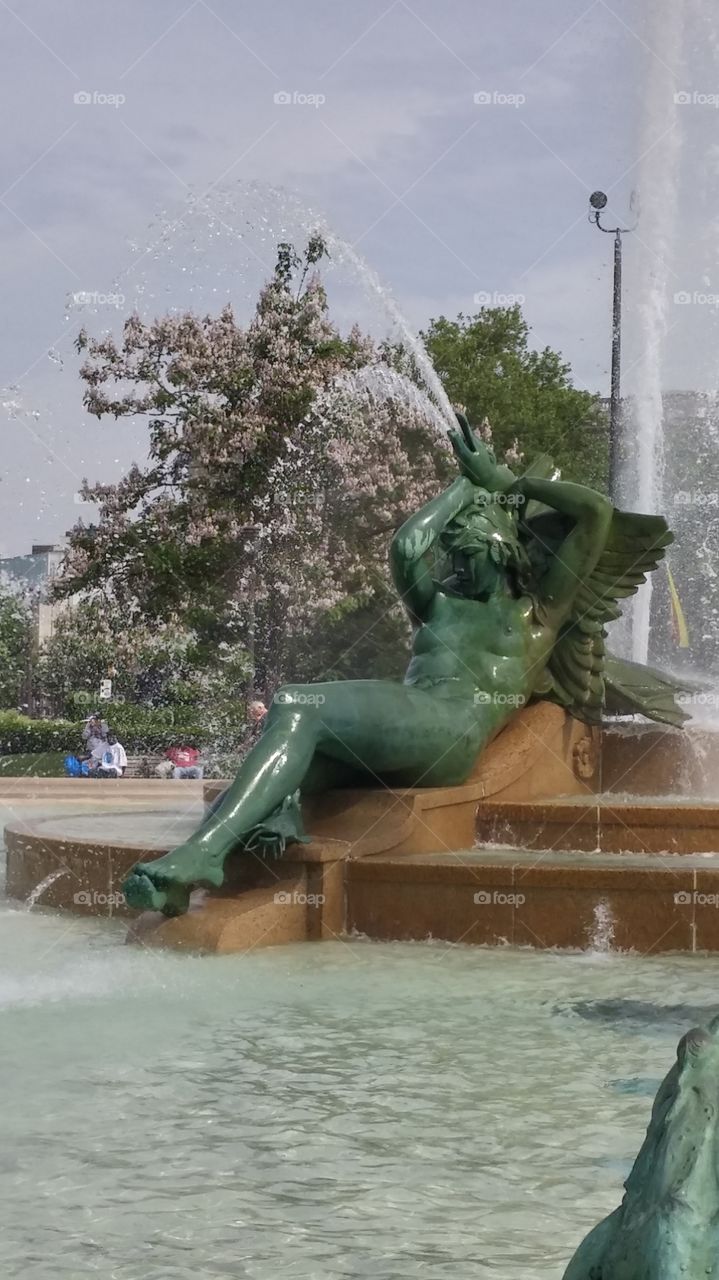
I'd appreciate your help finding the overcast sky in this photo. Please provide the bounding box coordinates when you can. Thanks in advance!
[0,0,715,555]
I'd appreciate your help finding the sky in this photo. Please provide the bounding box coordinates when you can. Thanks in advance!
[0,0,715,555]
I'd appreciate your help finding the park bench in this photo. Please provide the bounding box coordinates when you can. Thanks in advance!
[123,753,164,779]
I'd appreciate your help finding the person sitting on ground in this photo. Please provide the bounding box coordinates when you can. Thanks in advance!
[156,743,204,780]
[91,733,127,778]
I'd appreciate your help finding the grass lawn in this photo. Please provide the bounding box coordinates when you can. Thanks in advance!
[0,752,66,777]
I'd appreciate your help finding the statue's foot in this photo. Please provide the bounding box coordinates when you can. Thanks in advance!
[123,871,192,917]
[122,842,224,917]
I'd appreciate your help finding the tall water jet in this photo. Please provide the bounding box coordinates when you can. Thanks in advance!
[622,0,719,687]
[321,231,457,428]
[109,183,456,434]
[625,0,687,665]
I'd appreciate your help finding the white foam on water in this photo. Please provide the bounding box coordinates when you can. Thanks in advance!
[587,900,616,956]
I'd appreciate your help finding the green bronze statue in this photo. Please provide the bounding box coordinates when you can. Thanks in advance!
[563,1015,719,1278]
[124,414,685,916]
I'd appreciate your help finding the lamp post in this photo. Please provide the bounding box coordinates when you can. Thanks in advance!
[588,190,636,500]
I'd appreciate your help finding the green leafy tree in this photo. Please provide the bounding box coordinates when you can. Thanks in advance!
[34,599,207,716]
[0,585,32,709]
[422,306,608,490]
[54,240,452,696]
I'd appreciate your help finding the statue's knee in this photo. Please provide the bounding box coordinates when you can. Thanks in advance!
[274,684,303,709]
[272,685,320,716]
[269,680,323,721]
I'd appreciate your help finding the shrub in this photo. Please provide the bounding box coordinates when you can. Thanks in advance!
[0,712,78,755]
[0,706,219,756]
[102,702,215,752]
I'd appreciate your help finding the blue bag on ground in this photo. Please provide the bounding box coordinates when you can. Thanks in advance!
[64,755,89,778]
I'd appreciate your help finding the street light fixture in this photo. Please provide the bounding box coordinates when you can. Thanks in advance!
[588,190,637,499]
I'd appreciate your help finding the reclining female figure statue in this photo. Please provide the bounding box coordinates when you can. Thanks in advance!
[124,415,682,916]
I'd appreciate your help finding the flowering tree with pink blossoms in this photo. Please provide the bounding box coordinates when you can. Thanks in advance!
[54,240,453,698]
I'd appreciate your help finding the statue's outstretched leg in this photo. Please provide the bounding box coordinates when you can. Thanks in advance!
[123,679,488,915]
[124,700,322,913]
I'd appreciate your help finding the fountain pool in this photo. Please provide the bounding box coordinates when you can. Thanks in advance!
[3,832,719,1280]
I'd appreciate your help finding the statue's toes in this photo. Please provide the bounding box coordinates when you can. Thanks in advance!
[123,871,168,913]
[160,881,192,917]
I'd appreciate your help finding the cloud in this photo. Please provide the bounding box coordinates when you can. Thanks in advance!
[0,0,709,553]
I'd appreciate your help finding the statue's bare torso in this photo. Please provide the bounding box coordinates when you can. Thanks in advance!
[405,590,551,701]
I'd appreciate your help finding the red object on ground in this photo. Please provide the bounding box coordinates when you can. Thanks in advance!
[166,746,200,768]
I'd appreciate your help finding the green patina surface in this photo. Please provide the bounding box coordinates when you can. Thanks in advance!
[563,1016,719,1278]
[124,414,685,917]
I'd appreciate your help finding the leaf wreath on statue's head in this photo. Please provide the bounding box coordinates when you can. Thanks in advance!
[438,498,536,597]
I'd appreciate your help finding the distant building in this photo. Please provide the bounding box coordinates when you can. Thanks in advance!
[0,541,72,647]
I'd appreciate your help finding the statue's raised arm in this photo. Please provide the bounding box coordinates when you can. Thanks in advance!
[390,474,473,623]
[390,413,516,623]
[513,472,613,625]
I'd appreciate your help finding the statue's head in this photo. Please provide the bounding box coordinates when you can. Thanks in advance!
[439,491,528,598]
[624,1015,719,1209]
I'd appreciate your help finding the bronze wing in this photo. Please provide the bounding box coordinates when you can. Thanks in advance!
[523,504,686,727]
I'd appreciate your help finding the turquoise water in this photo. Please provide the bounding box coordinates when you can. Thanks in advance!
[3,812,719,1278]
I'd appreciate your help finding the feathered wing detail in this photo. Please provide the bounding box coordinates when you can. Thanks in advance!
[524,507,687,726]
[603,654,691,729]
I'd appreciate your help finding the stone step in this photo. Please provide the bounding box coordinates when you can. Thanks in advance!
[475,796,719,855]
[347,845,719,954]
[0,777,204,800]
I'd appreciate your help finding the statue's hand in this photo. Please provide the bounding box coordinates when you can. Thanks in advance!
[449,413,498,489]
[505,477,527,508]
